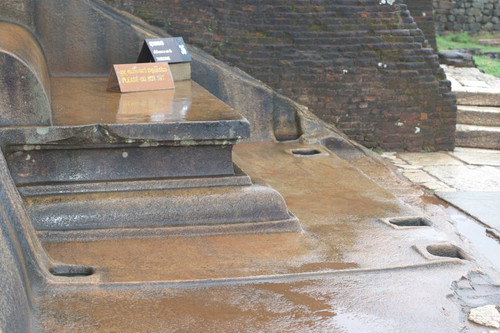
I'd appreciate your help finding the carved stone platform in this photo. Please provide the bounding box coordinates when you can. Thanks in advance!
[1,78,299,241]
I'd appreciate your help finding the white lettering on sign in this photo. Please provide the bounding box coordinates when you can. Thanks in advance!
[178,44,187,55]
[149,41,165,47]
[153,49,173,54]
[156,56,171,61]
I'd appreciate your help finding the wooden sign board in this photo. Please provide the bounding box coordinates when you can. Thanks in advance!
[137,37,192,64]
[107,63,175,93]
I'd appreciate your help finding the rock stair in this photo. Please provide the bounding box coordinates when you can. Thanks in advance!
[443,65,500,149]
[455,106,500,150]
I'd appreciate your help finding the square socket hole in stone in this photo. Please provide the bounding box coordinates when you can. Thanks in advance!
[413,243,472,262]
[426,244,470,260]
[380,216,432,229]
[289,146,329,158]
[50,265,95,277]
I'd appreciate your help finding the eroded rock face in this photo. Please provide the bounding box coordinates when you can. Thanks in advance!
[0,23,51,126]
[469,305,500,328]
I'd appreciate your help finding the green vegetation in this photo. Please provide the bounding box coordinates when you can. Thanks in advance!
[436,32,500,77]
[436,32,500,52]
[474,56,500,77]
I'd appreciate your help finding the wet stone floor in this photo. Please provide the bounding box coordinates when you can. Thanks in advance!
[43,142,452,283]
[381,148,500,272]
[36,142,486,332]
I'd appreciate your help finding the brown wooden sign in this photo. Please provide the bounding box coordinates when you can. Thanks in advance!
[107,63,175,93]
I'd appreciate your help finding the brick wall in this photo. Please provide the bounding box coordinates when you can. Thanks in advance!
[434,0,500,33]
[105,0,456,151]
[404,0,438,51]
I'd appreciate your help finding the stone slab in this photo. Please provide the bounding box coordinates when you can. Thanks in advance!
[455,124,500,150]
[401,169,455,192]
[7,145,235,184]
[0,121,248,148]
[424,165,500,191]
[442,65,500,90]
[436,191,500,232]
[457,105,500,127]
[421,182,455,192]
[460,80,490,88]
[397,152,462,166]
[51,78,242,125]
[452,147,500,166]
[0,79,250,148]
[402,170,438,183]
[455,91,500,107]
[442,65,500,106]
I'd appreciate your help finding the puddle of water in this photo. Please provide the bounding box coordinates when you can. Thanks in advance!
[447,209,500,270]
[420,195,450,208]
[333,311,398,333]
[420,195,500,271]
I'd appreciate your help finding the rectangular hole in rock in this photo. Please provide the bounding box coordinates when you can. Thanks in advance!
[291,149,322,156]
[50,265,95,277]
[426,244,468,260]
[389,217,431,227]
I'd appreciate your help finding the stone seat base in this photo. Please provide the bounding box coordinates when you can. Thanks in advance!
[1,77,299,240]
[23,177,300,242]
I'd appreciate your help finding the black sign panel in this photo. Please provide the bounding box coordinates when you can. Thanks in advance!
[137,37,191,64]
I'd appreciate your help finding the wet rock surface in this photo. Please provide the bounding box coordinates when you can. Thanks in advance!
[36,267,464,332]
[356,150,500,331]
[0,2,497,331]
[29,141,490,332]
[382,148,500,234]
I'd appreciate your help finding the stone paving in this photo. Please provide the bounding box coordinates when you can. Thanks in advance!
[443,65,500,98]
[379,147,500,331]
[381,147,500,236]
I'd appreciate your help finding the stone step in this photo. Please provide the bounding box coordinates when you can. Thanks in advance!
[23,182,300,242]
[455,124,500,149]
[455,89,500,107]
[457,105,500,127]
[442,65,500,107]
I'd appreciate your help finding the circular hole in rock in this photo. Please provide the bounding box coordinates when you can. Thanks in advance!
[426,244,468,260]
[50,265,95,277]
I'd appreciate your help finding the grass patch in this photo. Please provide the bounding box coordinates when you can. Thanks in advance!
[436,32,500,52]
[474,56,500,77]
[436,32,500,77]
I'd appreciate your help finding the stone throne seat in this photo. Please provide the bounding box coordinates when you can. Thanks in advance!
[0,22,300,242]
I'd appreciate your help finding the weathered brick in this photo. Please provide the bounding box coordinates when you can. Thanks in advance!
[105,0,456,151]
